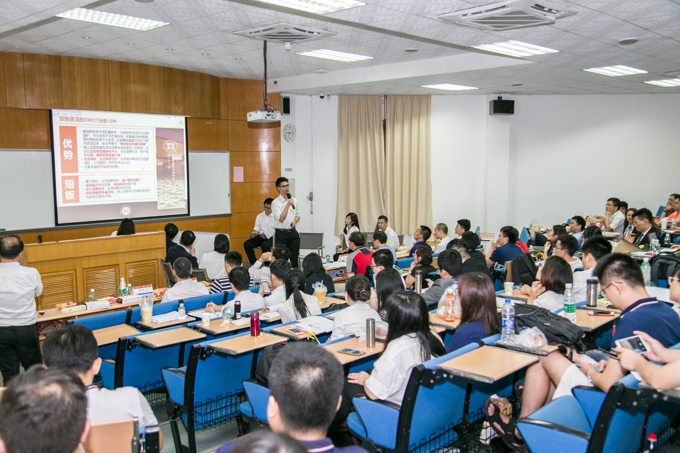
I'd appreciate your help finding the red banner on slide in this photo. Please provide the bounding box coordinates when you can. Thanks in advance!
[61,176,79,204]
[60,126,78,174]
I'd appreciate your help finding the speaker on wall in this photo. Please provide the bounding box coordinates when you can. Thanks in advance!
[282,97,291,115]
[489,96,514,115]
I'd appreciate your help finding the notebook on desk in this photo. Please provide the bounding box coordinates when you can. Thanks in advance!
[613,240,642,255]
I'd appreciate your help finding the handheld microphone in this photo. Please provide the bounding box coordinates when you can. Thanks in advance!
[287,193,295,209]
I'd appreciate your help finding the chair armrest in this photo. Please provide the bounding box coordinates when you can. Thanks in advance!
[161,367,186,407]
[352,396,401,450]
[144,424,161,453]
[572,385,606,427]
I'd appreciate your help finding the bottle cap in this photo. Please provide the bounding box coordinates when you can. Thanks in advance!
[565,283,573,288]
[648,433,657,441]
[505,299,511,303]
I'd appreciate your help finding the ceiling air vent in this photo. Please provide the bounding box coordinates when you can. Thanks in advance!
[438,0,576,31]
[234,23,336,44]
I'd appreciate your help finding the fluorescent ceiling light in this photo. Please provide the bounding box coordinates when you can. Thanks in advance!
[56,8,168,31]
[254,0,365,14]
[644,78,680,87]
[296,49,372,62]
[421,84,478,91]
[583,65,647,77]
[472,40,558,58]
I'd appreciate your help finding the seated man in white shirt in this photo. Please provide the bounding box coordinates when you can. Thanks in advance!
[210,251,253,294]
[604,197,625,235]
[243,198,275,266]
[162,257,209,302]
[262,259,292,313]
[208,267,264,315]
[42,324,162,446]
[567,216,585,248]
[372,231,397,262]
[433,223,452,253]
[249,245,291,284]
[572,237,612,301]
[553,235,583,271]
[377,215,400,248]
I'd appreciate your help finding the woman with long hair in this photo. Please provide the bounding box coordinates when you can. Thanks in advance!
[522,256,573,312]
[544,224,567,257]
[335,212,360,258]
[446,273,500,352]
[301,253,335,295]
[328,275,380,341]
[622,208,636,237]
[117,218,135,236]
[404,246,437,289]
[370,267,404,322]
[279,269,322,323]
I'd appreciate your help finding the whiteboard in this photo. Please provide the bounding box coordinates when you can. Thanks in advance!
[0,149,230,232]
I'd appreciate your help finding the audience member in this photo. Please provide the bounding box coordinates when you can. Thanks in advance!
[329,276,380,342]
[0,235,43,384]
[262,260,292,312]
[568,216,585,246]
[572,237,612,301]
[372,231,397,262]
[604,197,625,234]
[370,248,395,276]
[346,232,372,277]
[42,325,160,433]
[455,219,471,237]
[659,193,680,220]
[409,225,431,257]
[522,256,573,312]
[449,239,492,277]
[622,207,637,237]
[433,223,452,253]
[370,267,404,322]
[461,231,486,265]
[376,215,400,248]
[229,431,307,453]
[336,212,360,257]
[243,198,275,265]
[0,367,89,453]
[446,272,499,352]
[216,342,366,453]
[164,223,179,252]
[199,233,230,280]
[625,208,659,247]
[582,225,603,243]
[279,269,322,323]
[116,218,135,236]
[544,224,567,257]
[339,292,446,419]
[210,251,253,294]
[302,253,335,295]
[487,254,680,448]
[249,245,291,284]
[209,267,264,315]
[422,249,462,307]
[405,246,437,289]
[166,230,199,268]
[620,200,629,214]
[553,234,583,271]
[271,177,301,268]
[664,194,680,226]
[486,226,523,267]
[162,257,209,302]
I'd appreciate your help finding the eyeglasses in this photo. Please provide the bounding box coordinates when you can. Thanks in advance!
[278,184,289,188]
[669,276,679,285]
[264,205,272,210]
[599,281,622,298]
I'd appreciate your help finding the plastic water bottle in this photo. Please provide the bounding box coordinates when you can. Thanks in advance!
[119,277,127,296]
[325,254,331,263]
[564,283,576,323]
[501,299,515,343]
[453,283,462,318]
[641,257,651,286]
[444,286,455,321]
[178,301,186,320]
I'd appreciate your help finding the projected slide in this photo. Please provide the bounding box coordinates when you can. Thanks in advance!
[51,110,189,225]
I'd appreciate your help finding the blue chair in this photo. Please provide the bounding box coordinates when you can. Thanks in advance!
[657,206,666,218]
[162,333,256,453]
[397,257,414,269]
[475,226,480,235]
[519,227,530,244]
[240,379,271,425]
[75,310,130,359]
[517,382,654,453]
[182,292,227,312]
[348,343,479,452]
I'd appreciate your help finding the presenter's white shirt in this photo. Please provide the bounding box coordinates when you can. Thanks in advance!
[0,262,42,326]
[254,211,276,239]
[86,386,158,428]
[279,292,322,323]
[573,267,594,302]
[329,301,381,342]
[609,211,625,235]
[199,251,227,280]
[226,290,265,315]
[271,195,300,230]
[435,236,452,253]
[161,279,209,302]
[384,226,400,247]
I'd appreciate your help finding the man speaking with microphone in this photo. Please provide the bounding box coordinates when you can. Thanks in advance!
[271,177,301,267]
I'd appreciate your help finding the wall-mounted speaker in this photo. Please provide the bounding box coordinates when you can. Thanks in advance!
[489,96,514,115]
[282,96,291,115]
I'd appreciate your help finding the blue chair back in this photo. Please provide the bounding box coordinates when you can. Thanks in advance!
[519,227,530,244]
[475,226,480,235]
[243,380,270,424]
[657,206,665,218]
[182,293,226,312]
[249,286,259,294]
[397,257,414,269]
[74,310,128,330]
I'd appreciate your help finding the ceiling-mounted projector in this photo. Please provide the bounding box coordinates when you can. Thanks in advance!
[247,40,281,123]
[247,109,281,123]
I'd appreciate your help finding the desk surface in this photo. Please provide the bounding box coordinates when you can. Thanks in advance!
[437,346,538,384]
[208,332,286,355]
[429,313,460,330]
[136,316,193,331]
[92,324,140,346]
[396,250,409,260]
[270,324,310,341]
[134,327,206,349]
[194,319,250,336]
[496,289,530,302]
[323,337,385,365]
[575,310,619,332]
[37,298,160,323]
[494,341,559,356]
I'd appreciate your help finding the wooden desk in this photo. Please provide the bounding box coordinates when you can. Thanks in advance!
[494,342,559,356]
[92,324,140,346]
[270,324,310,341]
[136,316,194,331]
[208,332,286,355]
[575,310,619,333]
[134,327,206,349]
[37,298,161,323]
[429,313,460,330]
[260,313,281,324]
[194,319,250,336]
[323,337,385,365]
[437,346,538,384]
[496,289,529,302]
[320,296,336,311]
[396,250,409,260]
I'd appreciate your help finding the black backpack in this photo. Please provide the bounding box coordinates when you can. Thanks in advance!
[498,304,584,347]
[650,253,680,286]
[511,253,538,286]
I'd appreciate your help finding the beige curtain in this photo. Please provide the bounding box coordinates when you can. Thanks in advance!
[335,95,386,236]
[384,95,432,235]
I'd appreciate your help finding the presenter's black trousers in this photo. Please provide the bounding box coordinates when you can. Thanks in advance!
[275,228,300,268]
[243,236,274,265]
[0,324,43,385]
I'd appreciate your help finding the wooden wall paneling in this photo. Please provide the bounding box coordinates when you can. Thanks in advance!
[61,56,111,110]
[38,270,77,310]
[230,151,280,182]
[4,52,26,108]
[231,182,278,213]
[230,236,249,257]
[190,72,220,119]
[187,118,229,150]
[0,53,6,107]
[230,212,260,238]
[24,54,63,109]
[219,78,228,119]
[126,260,159,288]
[227,120,280,152]
[0,107,50,149]
[225,79,280,121]
[110,61,151,114]
[84,265,119,302]
[163,67,192,116]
